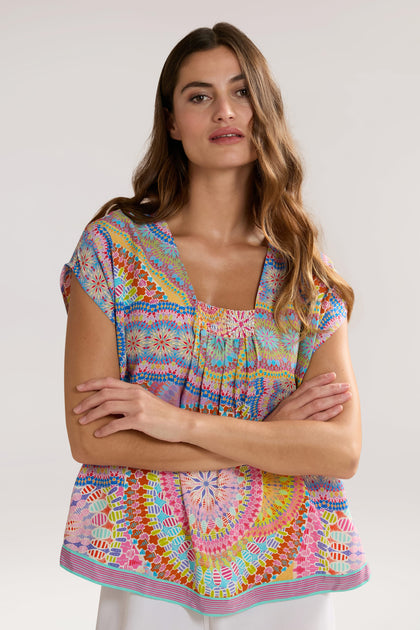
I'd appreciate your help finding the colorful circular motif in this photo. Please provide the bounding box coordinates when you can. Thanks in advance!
[121,464,311,597]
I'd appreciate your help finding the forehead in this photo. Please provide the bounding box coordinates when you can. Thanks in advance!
[175,46,242,90]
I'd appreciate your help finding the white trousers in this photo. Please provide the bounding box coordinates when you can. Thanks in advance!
[96,586,336,630]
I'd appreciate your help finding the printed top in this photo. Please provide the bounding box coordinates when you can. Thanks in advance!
[59,209,369,615]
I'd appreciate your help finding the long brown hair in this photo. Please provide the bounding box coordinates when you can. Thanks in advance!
[91,22,354,336]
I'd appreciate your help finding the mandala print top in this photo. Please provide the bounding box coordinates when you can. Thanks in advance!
[59,209,369,615]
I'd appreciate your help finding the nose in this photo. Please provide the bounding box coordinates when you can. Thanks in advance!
[213,96,235,122]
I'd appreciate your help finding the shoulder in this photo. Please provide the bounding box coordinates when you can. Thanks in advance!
[311,254,348,346]
[81,209,159,255]
[295,253,349,382]
[313,254,345,306]
[82,208,137,241]
[313,253,336,296]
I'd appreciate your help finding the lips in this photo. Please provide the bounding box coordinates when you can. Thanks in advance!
[209,127,244,141]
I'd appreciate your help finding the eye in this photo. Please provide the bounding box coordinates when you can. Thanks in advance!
[236,87,250,98]
[190,94,210,104]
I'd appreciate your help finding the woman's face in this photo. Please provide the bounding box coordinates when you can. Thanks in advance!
[168,46,257,172]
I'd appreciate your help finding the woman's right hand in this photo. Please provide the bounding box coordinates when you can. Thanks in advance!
[264,372,352,423]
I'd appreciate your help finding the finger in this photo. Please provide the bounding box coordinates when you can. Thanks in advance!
[302,391,352,418]
[76,377,126,391]
[296,382,350,410]
[293,372,337,399]
[78,400,131,424]
[308,404,344,422]
[94,417,132,438]
[73,388,132,414]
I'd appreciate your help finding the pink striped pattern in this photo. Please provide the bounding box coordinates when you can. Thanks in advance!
[61,546,370,615]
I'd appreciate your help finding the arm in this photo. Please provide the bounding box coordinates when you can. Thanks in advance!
[64,272,242,471]
[183,320,361,478]
[77,316,361,479]
[184,322,361,479]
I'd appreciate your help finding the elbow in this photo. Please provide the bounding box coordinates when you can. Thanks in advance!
[66,419,93,465]
[66,417,121,466]
[70,443,88,464]
[68,434,89,464]
[338,440,361,479]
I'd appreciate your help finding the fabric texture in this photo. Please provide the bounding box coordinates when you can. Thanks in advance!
[60,209,369,615]
[96,586,336,630]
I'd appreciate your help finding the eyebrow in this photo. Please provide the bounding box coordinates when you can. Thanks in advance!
[180,73,246,94]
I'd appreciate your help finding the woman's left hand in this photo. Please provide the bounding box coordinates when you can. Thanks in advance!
[73,377,187,442]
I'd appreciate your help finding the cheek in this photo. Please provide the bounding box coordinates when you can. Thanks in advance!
[244,107,254,129]
[176,118,206,156]
[171,105,200,142]
[181,113,205,137]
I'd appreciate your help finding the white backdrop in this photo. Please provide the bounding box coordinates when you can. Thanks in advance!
[2,0,419,628]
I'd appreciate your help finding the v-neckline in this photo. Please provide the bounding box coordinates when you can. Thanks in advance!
[158,220,271,313]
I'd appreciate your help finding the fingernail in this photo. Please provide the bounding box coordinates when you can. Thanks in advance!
[73,405,81,413]
[78,416,86,424]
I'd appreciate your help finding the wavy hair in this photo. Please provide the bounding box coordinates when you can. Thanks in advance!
[91,22,354,336]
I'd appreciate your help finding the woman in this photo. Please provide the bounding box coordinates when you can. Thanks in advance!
[61,23,369,630]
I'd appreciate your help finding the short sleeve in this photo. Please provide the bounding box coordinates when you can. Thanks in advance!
[295,258,348,385]
[60,221,115,323]
[312,284,347,353]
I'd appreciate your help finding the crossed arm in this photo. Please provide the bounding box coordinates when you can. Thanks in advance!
[64,273,361,478]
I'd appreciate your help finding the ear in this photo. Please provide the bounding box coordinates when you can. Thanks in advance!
[165,108,182,141]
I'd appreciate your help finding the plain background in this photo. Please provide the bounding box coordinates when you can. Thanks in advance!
[1,0,419,627]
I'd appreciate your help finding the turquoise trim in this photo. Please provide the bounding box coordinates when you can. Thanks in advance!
[61,545,370,614]
[61,562,370,618]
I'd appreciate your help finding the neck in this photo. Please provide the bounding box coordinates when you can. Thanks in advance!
[171,163,257,245]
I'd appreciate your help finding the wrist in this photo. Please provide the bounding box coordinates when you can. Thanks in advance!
[177,407,199,444]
